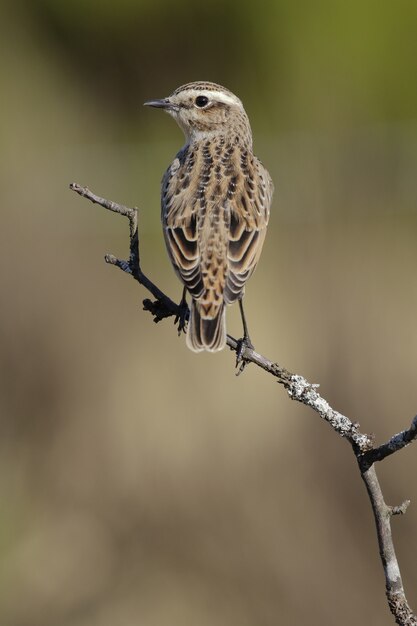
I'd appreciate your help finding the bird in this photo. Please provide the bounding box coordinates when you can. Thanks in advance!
[144,81,273,353]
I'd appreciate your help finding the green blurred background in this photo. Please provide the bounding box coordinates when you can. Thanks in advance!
[1,1,417,624]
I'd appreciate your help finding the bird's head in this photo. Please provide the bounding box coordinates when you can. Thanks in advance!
[144,81,252,146]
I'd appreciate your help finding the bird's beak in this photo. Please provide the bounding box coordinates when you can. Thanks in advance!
[144,98,178,112]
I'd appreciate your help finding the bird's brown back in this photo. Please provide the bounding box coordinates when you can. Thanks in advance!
[162,134,273,319]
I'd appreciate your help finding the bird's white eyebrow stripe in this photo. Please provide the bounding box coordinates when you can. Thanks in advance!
[186,89,241,106]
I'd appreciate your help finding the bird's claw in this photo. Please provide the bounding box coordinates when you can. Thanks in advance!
[175,301,189,336]
[235,336,254,376]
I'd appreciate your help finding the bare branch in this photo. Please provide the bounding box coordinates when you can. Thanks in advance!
[70,183,374,452]
[363,415,417,465]
[70,183,179,322]
[359,465,416,625]
[70,183,417,626]
[390,501,411,516]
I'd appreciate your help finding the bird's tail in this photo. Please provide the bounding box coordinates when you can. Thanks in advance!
[186,300,226,352]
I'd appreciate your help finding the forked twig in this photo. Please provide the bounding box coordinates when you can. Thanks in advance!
[70,182,417,625]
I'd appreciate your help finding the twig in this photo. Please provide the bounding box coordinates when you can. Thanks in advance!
[70,183,179,322]
[363,415,417,465]
[359,465,416,625]
[70,182,416,626]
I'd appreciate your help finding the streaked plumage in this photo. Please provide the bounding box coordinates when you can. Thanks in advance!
[145,82,273,352]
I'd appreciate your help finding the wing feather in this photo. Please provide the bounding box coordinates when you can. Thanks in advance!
[161,145,273,309]
[224,156,273,304]
[161,151,205,299]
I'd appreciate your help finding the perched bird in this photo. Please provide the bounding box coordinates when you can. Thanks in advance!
[145,81,273,353]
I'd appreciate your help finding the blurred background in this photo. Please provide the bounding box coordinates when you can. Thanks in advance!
[1,0,417,624]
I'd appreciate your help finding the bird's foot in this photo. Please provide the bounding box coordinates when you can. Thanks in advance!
[235,335,254,376]
[175,298,189,336]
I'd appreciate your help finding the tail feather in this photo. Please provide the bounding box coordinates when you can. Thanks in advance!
[186,300,226,352]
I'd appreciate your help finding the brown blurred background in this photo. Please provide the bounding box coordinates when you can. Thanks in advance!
[1,1,417,624]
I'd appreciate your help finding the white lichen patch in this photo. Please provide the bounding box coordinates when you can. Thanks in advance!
[287,375,373,451]
[387,560,402,585]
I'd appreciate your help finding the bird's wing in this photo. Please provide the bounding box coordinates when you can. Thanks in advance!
[224,156,273,304]
[162,148,273,310]
[161,156,205,300]
[162,149,231,317]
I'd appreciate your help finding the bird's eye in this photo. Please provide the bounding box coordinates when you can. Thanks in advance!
[195,95,209,108]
